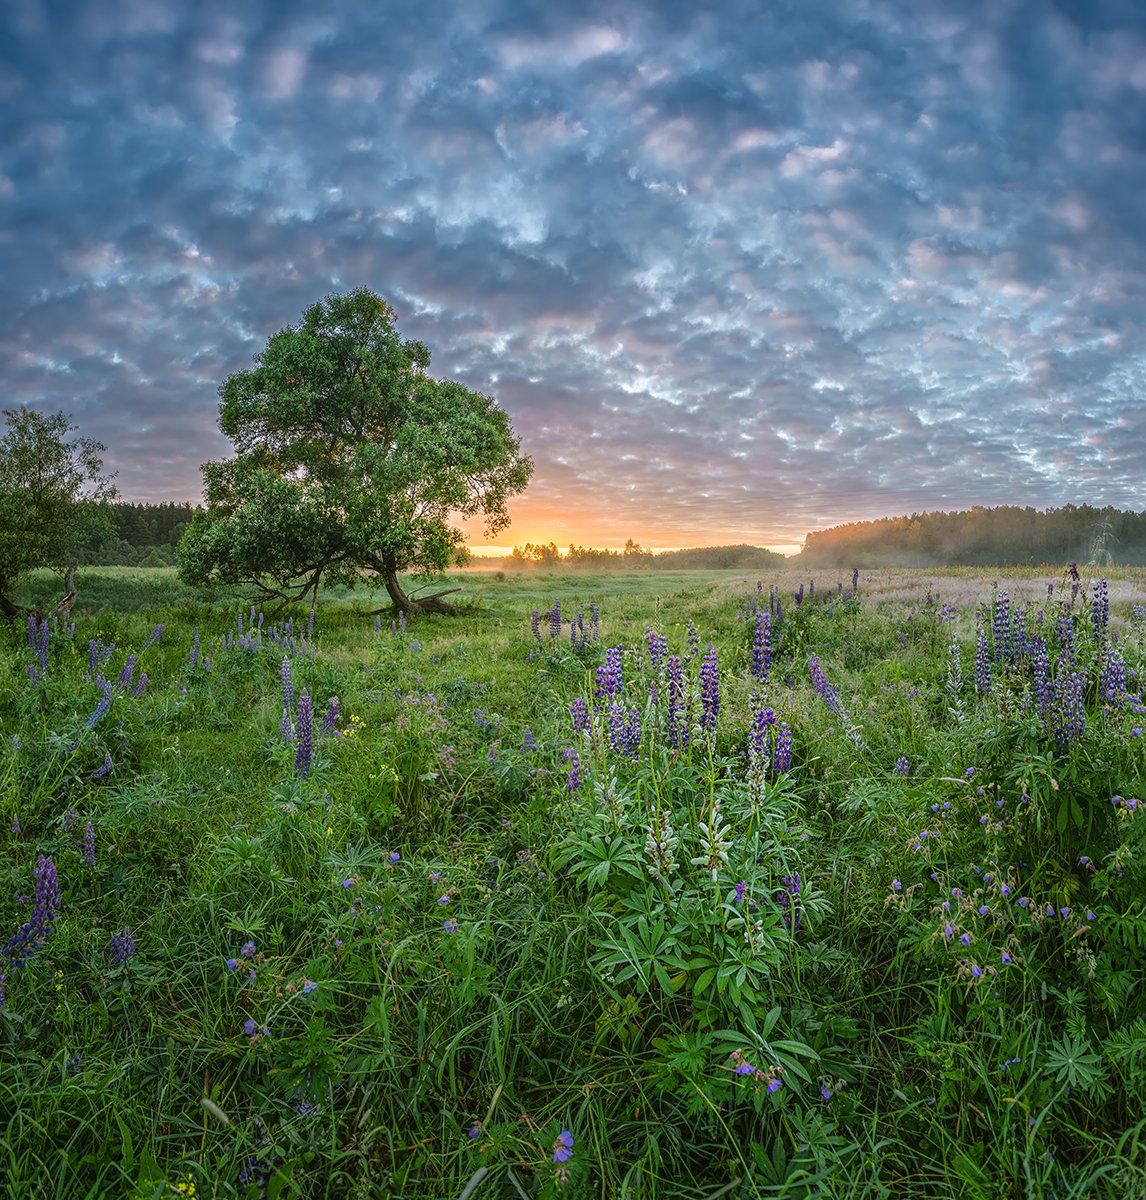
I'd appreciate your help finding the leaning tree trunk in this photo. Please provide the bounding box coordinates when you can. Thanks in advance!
[379,566,459,615]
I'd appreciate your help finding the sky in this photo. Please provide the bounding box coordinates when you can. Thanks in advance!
[2,1,1145,555]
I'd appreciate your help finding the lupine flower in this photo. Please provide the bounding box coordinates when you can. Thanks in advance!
[807,655,843,718]
[320,695,340,739]
[83,677,114,733]
[1092,578,1109,641]
[595,645,623,701]
[992,592,1012,661]
[109,929,136,964]
[132,672,148,698]
[115,654,136,691]
[975,630,991,696]
[294,691,313,776]
[666,655,687,750]
[280,658,295,715]
[570,698,589,732]
[522,729,536,752]
[748,707,775,761]
[563,747,582,792]
[733,880,747,905]
[1,855,61,1002]
[777,873,802,932]
[645,628,668,671]
[552,1130,574,1164]
[894,756,909,776]
[699,644,719,731]
[772,723,792,773]
[143,623,164,650]
[280,709,294,744]
[92,752,113,780]
[548,600,562,640]
[1053,663,1086,748]
[83,823,96,866]
[751,610,772,682]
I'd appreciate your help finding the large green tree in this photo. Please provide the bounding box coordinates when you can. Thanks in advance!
[0,407,117,618]
[179,289,533,612]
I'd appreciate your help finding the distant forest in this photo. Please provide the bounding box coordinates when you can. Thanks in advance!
[798,505,1146,567]
[78,502,197,567]
[504,541,787,570]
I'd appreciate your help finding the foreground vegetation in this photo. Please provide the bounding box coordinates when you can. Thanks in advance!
[1,565,1144,1199]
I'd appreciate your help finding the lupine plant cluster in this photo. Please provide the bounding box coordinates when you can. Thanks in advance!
[0,562,1142,1198]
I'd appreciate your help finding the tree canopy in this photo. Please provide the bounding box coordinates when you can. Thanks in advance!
[0,407,116,617]
[178,289,533,612]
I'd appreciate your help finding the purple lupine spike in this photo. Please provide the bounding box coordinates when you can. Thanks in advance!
[777,873,803,932]
[143,623,164,650]
[294,691,313,777]
[700,644,719,732]
[530,610,541,642]
[133,672,147,698]
[852,567,859,593]
[115,654,136,691]
[320,695,340,739]
[570,698,589,733]
[92,752,113,780]
[1092,579,1109,642]
[548,601,562,641]
[190,628,200,669]
[646,628,667,671]
[27,664,40,685]
[83,823,96,866]
[666,654,688,750]
[749,707,775,760]
[88,640,99,678]
[751,610,772,682]
[772,722,792,772]
[992,592,1011,661]
[1101,653,1127,706]
[1,855,61,980]
[280,708,294,743]
[108,929,136,965]
[807,655,843,718]
[590,602,600,641]
[398,611,407,635]
[36,619,49,675]
[894,756,909,776]
[595,645,623,701]
[563,747,582,792]
[280,658,295,715]
[1053,661,1086,748]
[1032,637,1052,721]
[85,677,113,730]
[975,630,991,696]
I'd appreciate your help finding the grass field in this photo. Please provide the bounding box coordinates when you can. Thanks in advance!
[1,565,1144,1198]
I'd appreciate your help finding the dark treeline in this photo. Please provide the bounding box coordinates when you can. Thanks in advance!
[505,540,787,570]
[799,504,1146,566]
[78,502,198,567]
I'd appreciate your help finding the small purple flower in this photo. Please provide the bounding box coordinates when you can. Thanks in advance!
[820,1081,832,1102]
[92,752,113,780]
[552,1130,574,1164]
[226,958,239,971]
[83,822,96,866]
[467,1121,482,1139]
[733,880,747,905]
[734,1061,755,1076]
[240,940,256,958]
[894,756,909,776]
[443,918,459,933]
[766,1078,783,1095]
[388,852,401,864]
[978,905,989,916]
[301,979,318,994]
[959,933,971,947]
[570,698,590,733]
[108,929,135,964]
[1018,897,1029,909]
[971,964,983,979]
[436,894,450,906]
[1001,951,1012,964]
[891,879,902,892]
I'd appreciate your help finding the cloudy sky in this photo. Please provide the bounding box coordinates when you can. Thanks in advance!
[2,0,1144,553]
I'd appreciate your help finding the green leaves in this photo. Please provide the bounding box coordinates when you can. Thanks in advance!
[179,288,532,608]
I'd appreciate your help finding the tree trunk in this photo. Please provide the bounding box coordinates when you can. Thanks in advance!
[380,567,459,615]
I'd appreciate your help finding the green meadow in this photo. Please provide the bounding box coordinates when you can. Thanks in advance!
[1,565,1144,1199]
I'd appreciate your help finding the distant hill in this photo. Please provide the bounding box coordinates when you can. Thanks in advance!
[798,505,1146,567]
[653,544,788,569]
